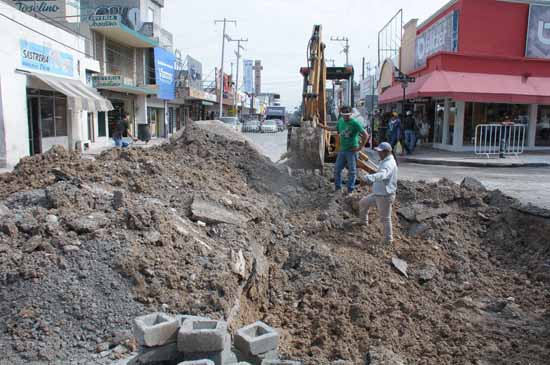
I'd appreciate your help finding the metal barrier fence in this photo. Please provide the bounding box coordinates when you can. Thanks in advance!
[474,124,526,157]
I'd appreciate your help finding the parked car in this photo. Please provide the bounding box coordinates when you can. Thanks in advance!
[220,116,241,132]
[260,120,278,133]
[242,120,261,133]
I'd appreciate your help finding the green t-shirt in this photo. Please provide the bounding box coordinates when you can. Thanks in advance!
[337,117,365,152]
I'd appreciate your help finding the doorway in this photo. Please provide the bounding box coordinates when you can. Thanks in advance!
[27,96,41,155]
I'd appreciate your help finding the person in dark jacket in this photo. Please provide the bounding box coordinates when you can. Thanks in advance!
[403,110,417,154]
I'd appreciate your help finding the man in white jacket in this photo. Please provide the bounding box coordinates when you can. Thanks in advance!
[359,142,398,244]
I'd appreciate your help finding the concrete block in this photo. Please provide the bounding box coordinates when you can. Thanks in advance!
[234,321,279,356]
[133,343,180,364]
[235,348,278,365]
[178,319,228,353]
[182,333,232,365]
[177,361,215,365]
[133,312,179,347]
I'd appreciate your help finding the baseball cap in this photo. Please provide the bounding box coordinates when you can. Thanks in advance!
[374,142,393,152]
[340,106,353,116]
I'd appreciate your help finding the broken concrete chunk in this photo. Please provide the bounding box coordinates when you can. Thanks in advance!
[234,321,279,356]
[407,223,429,237]
[113,190,125,210]
[133,313,179,347]
[230,249,246,279]
[67,213,109,234]
[415,205,452,222]
[391,258,408,278]
[261,361,302,365]
[191,199,249,226]
[397,206,416,221]
[461,177,486,192]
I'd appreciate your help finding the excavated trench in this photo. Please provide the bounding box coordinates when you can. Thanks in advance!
[0,123,548,365]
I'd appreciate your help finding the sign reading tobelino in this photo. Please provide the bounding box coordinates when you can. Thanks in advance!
[526,4,550,59]
[415,10,459,69]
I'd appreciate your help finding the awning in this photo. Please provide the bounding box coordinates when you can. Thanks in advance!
[31,73,113,112]
[379,70,550,105]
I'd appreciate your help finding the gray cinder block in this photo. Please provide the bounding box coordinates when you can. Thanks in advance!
[178,319,228,353]
[133,312,179,347]
[177,360,215,365]
[234,321,279,356]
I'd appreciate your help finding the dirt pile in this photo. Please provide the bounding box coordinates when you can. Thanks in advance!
[0,121,548,364]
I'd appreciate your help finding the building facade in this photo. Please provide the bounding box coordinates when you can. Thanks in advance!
[0,1,112,167]
[379,0,550,151]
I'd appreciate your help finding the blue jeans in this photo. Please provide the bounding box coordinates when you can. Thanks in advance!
[404,130,416,154]
[113,137,129,148]
[335,151,357,193]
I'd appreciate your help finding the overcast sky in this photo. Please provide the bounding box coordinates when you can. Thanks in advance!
[164,0,450,109]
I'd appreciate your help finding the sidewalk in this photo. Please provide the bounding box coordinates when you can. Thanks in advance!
[83,137,169,158]
[399,147,550,167]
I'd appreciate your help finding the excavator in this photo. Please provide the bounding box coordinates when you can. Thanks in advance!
[286,25,377,173]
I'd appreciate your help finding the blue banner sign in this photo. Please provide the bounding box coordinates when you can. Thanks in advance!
[20,39,74,77]
[154,47,176,100]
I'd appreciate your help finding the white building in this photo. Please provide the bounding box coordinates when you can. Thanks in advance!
[0,1,112,167]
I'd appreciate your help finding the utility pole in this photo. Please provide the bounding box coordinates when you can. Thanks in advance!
[214,18,237,118]
[331,36,350,65]
[228,37,248,118]
[362,57,365,80]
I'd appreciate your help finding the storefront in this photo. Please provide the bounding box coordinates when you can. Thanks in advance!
[378,0,550,151]
[0,3,112,166]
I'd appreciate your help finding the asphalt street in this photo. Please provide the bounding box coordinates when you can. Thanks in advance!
[246,131,550,209]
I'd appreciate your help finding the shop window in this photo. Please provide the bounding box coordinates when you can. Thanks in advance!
[447,101,456,145]
[536,106,550,146]
[87,113,95,142]
[40,97,55,137]
[434,101,445,144]
[98,112,107,137]
[54,97,67,136]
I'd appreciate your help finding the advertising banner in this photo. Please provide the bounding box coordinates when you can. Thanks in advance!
[415,10,459,69]
[526,4,550,59]
[186,56,203,90]
[154,47,176,100]
[243,59,254,94]
[20,39,74,78]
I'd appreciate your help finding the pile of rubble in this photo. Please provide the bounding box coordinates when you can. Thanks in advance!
[0,121,548,364]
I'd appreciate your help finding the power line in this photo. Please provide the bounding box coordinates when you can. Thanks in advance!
[330,36,350,65]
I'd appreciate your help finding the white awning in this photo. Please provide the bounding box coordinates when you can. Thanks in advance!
[30,73,113,112]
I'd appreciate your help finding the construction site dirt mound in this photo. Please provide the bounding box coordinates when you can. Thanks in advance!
[0,122,548,364]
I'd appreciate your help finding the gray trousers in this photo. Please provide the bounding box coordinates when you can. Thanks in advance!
[359,193,396,242]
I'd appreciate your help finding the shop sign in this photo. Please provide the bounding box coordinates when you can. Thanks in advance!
[20,39,74,77]
[188,88,216,102]
[243,59,254,94]
[526,4,550,59]
[81,0,141,30]
[88,14,119,27]
[9,0,62,14]
[186,56,203,90]
[154,47,176,100]
[415,10,459,69]
[92,75,132,88]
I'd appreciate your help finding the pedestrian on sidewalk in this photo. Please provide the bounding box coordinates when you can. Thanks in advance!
[387,112,402,160]
[403,110,417,155]
[359,142,398,244]
[113,113,137,148]
[323,106,369,194]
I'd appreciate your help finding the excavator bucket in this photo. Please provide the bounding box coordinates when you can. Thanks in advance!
[287,126,325,170]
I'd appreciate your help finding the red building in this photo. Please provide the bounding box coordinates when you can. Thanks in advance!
[379,0,550,150]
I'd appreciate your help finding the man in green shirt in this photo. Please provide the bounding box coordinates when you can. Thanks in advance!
[326,106,369,194]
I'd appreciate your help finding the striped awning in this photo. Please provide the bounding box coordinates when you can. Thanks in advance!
[31,73,113,112]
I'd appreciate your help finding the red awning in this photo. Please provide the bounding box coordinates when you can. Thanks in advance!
[379,70,550,105]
